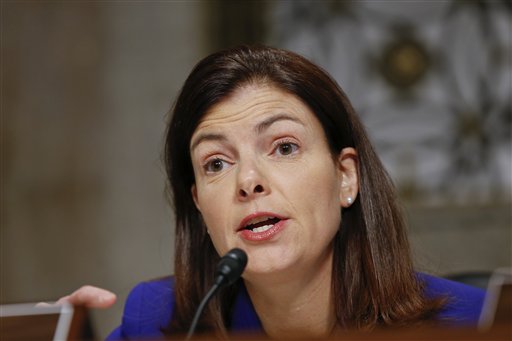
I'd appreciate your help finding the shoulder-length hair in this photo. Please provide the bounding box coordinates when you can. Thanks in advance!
[164,45,444,337]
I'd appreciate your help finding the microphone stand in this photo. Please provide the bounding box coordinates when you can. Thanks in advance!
[185,248,247,340]
[185,283,220,340]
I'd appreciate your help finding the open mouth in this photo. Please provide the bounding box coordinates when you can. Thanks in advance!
[242,217,281,233]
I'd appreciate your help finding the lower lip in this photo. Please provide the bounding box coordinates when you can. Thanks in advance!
[238,219,287,242]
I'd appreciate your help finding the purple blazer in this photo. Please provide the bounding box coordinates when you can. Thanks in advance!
[106,273,485,340]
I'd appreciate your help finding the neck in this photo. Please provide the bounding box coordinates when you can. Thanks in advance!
[244,248,336,339]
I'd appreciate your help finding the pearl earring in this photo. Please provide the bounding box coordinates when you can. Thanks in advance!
[347,197,353,205]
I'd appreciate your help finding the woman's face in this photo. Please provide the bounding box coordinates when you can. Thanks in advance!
[190,84,358,282]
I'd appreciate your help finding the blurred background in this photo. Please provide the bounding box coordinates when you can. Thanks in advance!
[1,0,510,338]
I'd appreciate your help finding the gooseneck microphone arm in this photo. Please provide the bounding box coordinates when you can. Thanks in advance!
[185,283,221,340]
[185,248,248,340]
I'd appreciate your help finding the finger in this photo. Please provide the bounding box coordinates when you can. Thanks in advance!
[61,286,116,308]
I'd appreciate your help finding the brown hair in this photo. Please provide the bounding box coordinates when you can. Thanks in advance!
[164,45,444,336]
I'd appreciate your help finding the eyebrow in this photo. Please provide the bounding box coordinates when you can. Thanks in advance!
[255,113,304,134]
[190,113,304,151]
[190,133,227,151]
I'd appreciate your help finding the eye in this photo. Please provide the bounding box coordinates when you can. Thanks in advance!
[204,158,228,173]
[275,141,299,156]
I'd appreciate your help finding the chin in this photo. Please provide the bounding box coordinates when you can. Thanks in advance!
[242,250,299,280]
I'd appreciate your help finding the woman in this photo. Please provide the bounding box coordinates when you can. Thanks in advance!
[65,46,484,339]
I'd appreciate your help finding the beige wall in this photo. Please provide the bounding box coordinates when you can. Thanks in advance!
[1,2,205,337]
[407,204,511,276]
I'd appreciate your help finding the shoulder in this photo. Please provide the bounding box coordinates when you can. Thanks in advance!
[417,273,486,326]
[107,277,175,340]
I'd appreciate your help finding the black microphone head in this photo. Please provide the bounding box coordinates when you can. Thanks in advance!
[214,248,248,287]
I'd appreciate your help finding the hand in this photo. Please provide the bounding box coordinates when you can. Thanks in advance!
[39,286,116,309]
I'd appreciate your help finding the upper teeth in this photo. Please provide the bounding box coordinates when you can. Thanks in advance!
[252,224,273,233]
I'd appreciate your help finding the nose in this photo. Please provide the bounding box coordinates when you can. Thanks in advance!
[237,161,269,201]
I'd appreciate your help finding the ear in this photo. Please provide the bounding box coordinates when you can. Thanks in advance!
[337,147,359,208]
[191,184,201,212]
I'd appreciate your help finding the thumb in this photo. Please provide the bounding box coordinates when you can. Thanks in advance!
[57,286,116,309]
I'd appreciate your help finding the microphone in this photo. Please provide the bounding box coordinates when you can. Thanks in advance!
[186,248,248,339]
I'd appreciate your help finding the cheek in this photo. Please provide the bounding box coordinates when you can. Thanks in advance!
[195,185,232,251]
[196,187,222,227]
[290,161,341,206]
[288,161,342,230]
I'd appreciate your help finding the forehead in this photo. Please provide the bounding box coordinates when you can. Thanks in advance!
[193,84,315,134]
